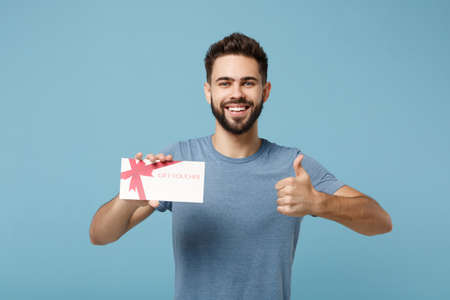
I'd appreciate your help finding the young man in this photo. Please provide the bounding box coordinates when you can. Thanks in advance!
[90,33,392,300]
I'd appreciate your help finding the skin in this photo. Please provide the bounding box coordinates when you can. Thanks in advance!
[204,54,272,159]
[89,54,392,245]
[275,153,392,236]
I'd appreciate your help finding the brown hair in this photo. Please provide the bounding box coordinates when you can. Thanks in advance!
[204,32,268,84]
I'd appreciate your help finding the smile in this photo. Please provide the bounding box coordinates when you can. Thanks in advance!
[225,105,251,114]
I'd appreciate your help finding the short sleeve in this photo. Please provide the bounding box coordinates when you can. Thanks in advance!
[298,150,345,195]
[154,141,180,213]
[156,201,172,212]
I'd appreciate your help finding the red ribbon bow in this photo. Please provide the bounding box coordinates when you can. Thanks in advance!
[120,158,181,200]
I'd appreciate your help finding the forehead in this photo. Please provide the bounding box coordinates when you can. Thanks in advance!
[211,55,260,80]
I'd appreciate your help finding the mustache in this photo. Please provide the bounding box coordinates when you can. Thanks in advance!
[221,98,253,108]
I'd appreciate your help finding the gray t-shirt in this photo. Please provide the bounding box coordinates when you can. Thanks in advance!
[156,135,345,300]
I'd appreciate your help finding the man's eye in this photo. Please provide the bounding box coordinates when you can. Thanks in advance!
[219,82,230,86]
[243,81,255,87]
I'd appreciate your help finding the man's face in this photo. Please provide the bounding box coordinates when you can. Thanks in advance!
[205,55,271,135]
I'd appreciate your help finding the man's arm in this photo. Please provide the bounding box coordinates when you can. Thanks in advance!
[89,194,155,245]
[89,152,170,245]
[314,185,393,236]
[276,154,392,237]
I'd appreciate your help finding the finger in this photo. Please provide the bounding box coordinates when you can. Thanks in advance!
[277,205,293,215]
[277,197,289,206]
[155,153,166,162]
[145,154,156,162]
[135,152,143,160]
[293,154,305,177]
[278,195,297,206]
[277,186,293,198]
[149,200,160,208]
[159,154,173,163]
[275,177,295,190]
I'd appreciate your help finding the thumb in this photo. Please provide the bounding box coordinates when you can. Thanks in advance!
[293,154,305,177]
[149,200,160,208]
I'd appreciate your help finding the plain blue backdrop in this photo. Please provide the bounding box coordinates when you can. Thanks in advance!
[1,1,449,299]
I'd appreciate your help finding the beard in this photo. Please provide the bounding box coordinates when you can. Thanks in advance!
[210,95,264,135]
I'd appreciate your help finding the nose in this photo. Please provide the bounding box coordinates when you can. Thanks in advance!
[230,82,244,99]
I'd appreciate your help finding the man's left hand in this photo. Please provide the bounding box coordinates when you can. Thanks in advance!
[275,154,322,217]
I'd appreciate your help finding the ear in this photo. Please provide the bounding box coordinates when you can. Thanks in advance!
[262,81,271,104]
[204,82,211,104]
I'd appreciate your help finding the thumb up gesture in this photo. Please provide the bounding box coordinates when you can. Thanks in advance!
[275,154,322,218]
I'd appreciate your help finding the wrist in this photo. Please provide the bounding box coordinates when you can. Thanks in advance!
[311,190,329,217]
[114,196,147,213]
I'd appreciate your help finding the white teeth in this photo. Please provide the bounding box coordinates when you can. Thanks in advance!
[228,107,246,111]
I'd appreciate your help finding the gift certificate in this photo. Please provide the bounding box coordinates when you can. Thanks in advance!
[119,158,205,203]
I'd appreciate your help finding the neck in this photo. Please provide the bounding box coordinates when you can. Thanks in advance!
[211,121,262,158]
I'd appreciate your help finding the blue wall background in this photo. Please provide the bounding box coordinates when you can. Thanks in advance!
[2,1,449,299]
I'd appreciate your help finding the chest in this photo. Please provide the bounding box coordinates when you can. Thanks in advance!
[171,162,300,247]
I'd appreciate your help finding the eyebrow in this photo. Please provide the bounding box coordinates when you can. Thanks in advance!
[215,76,259,82]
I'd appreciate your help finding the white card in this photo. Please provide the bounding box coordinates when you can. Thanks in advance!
[119,158,205,203]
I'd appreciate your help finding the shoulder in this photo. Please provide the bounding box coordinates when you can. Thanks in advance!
[263,138,333,176]
[159,141,181,155]
[160,136,206,151]
[178,135,209,148]
[161,135,211,161]
[263,138,302,162]
[176,135,209,155]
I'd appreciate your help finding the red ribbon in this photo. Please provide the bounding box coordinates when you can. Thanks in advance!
[120,158,181,200]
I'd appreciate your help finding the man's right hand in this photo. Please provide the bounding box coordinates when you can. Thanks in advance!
[133,151,174,209]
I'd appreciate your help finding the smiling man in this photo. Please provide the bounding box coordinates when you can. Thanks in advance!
[90,32,392,300]
[208,54,266,135]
